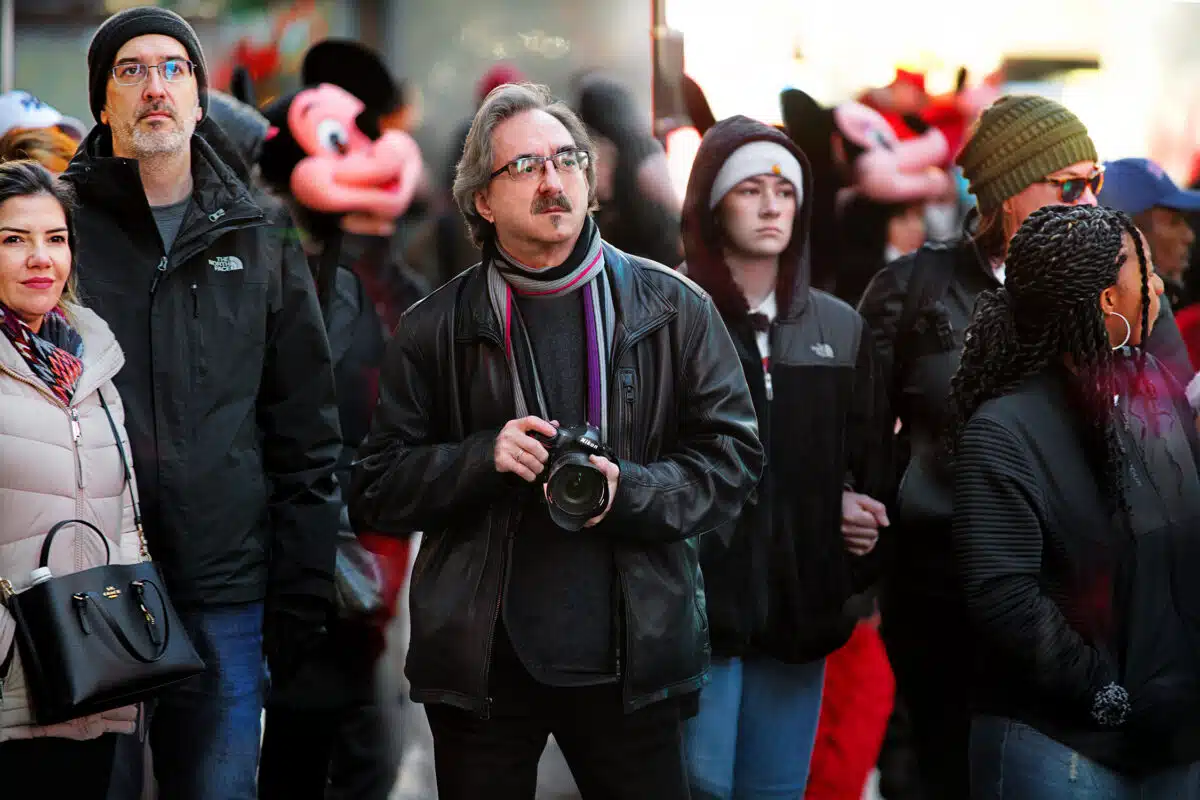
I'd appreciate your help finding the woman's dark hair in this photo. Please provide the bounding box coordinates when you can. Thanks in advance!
[969,206,1009,263]
[0,159,80,310]
[945,204,1151,506]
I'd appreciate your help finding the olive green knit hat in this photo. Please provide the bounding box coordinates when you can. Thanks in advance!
[956,95,1098,215]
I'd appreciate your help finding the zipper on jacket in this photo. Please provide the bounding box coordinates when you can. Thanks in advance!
[70,407,85,489]
[149,256,168,296]
[479,508,518,721]
[191,283,199,319]
[619,369,636,459]
[763,323,774,401]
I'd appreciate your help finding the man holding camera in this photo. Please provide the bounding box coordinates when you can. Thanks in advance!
[350,82,763,799]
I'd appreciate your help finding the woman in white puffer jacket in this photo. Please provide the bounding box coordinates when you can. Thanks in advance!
[0,161,142,796]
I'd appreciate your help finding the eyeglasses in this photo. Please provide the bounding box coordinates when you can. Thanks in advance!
[1040,166,1105,204]
[489,149,590,182]
[110,59,195,86]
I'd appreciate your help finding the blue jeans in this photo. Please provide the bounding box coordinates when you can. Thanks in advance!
[970,715,1200,799]
[150,602,266,800]
[685,656,826,799]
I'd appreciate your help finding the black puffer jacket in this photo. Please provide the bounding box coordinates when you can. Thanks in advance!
[62,119,343,609]
[350,242,763,714]
[859,238,1195,600]
[683,116,892,664]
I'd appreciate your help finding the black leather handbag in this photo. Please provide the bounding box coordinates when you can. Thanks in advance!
[0,392,204,726]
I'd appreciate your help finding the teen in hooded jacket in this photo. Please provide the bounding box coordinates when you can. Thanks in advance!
[679,115,892,798]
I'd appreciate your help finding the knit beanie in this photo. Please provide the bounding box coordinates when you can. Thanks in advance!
[709,141,804,209]
[87,6,209,124]
[956,95,1097,215]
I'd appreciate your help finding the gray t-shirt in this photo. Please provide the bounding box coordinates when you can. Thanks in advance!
[151,198,190,255]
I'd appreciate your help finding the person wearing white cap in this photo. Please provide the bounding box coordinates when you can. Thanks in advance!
[0,91,88,143]
[679,115,891,798]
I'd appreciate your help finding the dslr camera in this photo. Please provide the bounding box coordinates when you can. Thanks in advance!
[532,424,615,531]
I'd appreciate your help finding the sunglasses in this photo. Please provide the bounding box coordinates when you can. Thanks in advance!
[1040,166,1105,204]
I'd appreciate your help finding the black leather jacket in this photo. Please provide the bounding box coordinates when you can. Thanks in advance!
[350,242,763,714]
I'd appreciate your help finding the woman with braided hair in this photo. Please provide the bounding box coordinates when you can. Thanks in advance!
[859,95,1196,799]
[950,203,1200,796]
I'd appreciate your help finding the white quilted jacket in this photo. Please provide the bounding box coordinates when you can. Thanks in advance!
[0,303,141,742]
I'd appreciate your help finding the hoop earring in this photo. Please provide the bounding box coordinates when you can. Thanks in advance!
[1107,310,1131,350]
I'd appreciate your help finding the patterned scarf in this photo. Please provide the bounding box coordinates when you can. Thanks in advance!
[0,301,84,405]
[486,218,615,439]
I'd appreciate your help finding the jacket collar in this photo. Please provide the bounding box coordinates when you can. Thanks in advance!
[456,239,676,352]
[0,303,125,406]
[63,118,263,235]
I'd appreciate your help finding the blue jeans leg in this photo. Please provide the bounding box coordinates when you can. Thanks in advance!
[969,715,1124,800]
[150,602,266,800]
[733,656,826,799]
[685,657,744,799]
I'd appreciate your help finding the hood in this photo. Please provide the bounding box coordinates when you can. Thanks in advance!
[682,114,813,320]
[206,89,270,171]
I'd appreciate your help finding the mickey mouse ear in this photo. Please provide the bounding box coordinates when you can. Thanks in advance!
[230,66,257,109]
[302,39,399,116]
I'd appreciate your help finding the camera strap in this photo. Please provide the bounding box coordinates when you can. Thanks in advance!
[486,221,615,441]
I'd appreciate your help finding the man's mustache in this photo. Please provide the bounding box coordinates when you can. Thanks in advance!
[532,194,573,214]
[137,102,179,121]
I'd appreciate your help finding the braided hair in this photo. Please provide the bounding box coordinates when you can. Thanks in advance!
[944,204,1152,507]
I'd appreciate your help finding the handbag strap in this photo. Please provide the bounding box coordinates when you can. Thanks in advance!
[76,579,171,663]
[39,518,110,568]
[98,390,149,561]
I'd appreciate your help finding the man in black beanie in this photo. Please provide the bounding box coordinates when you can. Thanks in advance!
[63,7,343,799]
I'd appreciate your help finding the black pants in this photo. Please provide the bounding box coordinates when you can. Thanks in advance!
[259,701,397,800]
[0,733,122,798]
[425,630,692,800]
[259,617,398,800]
[880,589,972,800]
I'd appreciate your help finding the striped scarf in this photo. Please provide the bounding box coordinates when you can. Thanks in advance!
[0,301,84,406]
[486,219,615,439]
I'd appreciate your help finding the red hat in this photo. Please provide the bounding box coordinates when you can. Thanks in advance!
[893,69,926,93]
[476,63,526,104]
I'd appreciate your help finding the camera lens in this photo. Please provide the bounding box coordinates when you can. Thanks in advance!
[547,458,606,518]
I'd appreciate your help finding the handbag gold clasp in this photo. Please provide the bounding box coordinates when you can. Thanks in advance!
[102,586,121,600]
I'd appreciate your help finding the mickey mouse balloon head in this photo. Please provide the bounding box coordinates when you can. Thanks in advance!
[258,81,422,222]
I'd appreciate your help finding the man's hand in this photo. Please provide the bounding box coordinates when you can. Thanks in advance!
[583,455,620,528]
[841,491,889,556]
[494,416,557,482]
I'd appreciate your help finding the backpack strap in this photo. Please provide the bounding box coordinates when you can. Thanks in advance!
[895,245,956,382]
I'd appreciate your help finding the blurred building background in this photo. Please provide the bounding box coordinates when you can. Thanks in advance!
[4,0,1199,182]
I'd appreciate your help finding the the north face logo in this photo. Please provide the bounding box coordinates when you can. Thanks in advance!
[811,343,834,359]
[209,256,244,272]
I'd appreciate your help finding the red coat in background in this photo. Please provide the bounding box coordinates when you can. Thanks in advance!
[805,619,896,799]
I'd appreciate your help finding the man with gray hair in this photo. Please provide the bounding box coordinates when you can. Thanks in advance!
[351,82,763,798]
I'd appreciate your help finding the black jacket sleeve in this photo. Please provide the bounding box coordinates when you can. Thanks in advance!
[845,317,894,587]
[258,228,344,605]
[856,261,908,400]
[954,415,1117,717]
[605,293,764,543]
[348,313,508,535]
